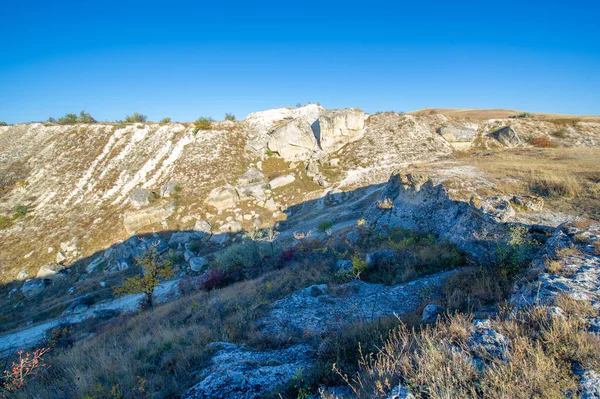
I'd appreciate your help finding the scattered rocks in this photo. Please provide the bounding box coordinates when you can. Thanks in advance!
[580,369,600,399]
[36,262,66,280]
[421,304,444,323]
[16,269,29,281]
[512,195,544,212]
[159,181,181,198]
[219,221,243,233]
[386,385,415,399]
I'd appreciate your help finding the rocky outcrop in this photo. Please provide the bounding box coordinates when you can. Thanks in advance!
[123,201,176,233]
[491,126,522,147]
[129,188,157,209]
[182,343,314,399]
[267,118,318,160]
[269,174,295,189]
[259,270,458,337]
[437,124,478,150]
[319,108,366,152]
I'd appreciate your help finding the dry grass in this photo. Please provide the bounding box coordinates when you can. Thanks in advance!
[341,304,600,399]
[463,148,600,219]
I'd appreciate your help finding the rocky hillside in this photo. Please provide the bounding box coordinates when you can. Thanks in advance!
[1,105,600,398]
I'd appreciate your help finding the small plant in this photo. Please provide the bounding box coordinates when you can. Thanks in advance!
[77,110,96,123]
[124,112,147,123]
[160,117,171,124]
[351,255,367,279]
[57,113,78,125]
[0,122,7,126]
[193,117,213,133]
[377,198,394,210]
[1,348,50,392]
[528,136,553,148]
[552,128,569,139]
[224,113,236,121]
[509,112,535,119]
[13,205,28,219]
[114,244,174,309]
[317,220,334,232]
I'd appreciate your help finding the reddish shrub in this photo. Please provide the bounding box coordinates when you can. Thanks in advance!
[2,348,50,391]
[528,136,554,148]
[201,269,228,290]
[279,247,297,263]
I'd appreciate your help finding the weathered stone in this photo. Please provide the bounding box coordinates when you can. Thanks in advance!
[182,343,314,399]
[269,174,295,189]
[421,304,444,323]
[123,201,176,233]
[491,126,522,147]
[512,195,544,212]
[237,182,269,202]
[219,221,242,233]
[189,257,208,272]
[194,219,212,234]
[36,262,66,280]
[438,125,478,150]
[205,186,239,210]
[366,249,395,268]
[263,198,279,212]
[56,251,67,263]
[238,168,265,185]
[86,257,105,273]
[22,279,46,298]
[168,231,199,246]
[334,259,353,272]
[184,250,195,262]
[319,108,366,152]
[129,188,156,208]
[386,385,415,399]
[580,369,600,399]
[267,118,318,160]
[16,269,29,281]
[468,319,509,361]
[159,181,181,198]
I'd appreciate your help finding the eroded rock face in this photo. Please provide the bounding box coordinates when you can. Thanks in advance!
[205,187,239,210]
[438,125,478,150]
[36,262,66,280]
[267,118,318,160]
[182,343,314,399]
[129,188,156,209]
[22,279,46,297]
[123,201,176,233]
[269,174,295,189]
[319,108,366,152]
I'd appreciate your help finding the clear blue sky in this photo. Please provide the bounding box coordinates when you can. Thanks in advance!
[0,0,598,123]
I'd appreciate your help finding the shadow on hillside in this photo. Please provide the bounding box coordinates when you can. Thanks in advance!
[0,178,552,345]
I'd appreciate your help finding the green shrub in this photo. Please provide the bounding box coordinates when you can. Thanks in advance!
[224,113,236,121]
[193,117,213,133]
[213,240,263,280]
[552,128,569,138]
[13,205,28,219]
[57,113,78,125]
[0,121,7,126]
[77,110,96,123]
[509,112,535,119]
[317,220,334,232]
[160,117,171,124]
[124,112,147,123]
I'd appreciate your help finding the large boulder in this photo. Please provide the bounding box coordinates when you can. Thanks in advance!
[437,125,478,150]
[129,188,156,209]
[182,343,314,399]
[319,108,366,152]
[205,187,239,210]
[237,182,269,202]
[189,256,208,272]
[159,181,181,198]
[22,279,46,298]
[491,126,522,147]
[194,219,212,234]
[123,201,176,233]
[267,118,318,160]
[238,168,265,185]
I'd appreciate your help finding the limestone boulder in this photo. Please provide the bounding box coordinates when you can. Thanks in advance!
[22,279,46,298]
[269,174,295,189]
[491,126,523,147]
[123,201,176,233]
[319,108,366,152]
[267,118,318,160]
[205,187,239,210]
[129,188,157,209]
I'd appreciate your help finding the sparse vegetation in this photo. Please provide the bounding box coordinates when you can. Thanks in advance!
[159,117,171,124]
[13,205,28,219]
[114,244,174,309]
[124,112,147,123]
[48,110,96,125]
[0,122,7,126]
[376,198,393,210]
[528,136,554,148]
[317,220,334,232]
[193,117,213,133]
[224,113,236,121]
[509,112,535,119]
[552,128,569,138]
[0,216,13,230]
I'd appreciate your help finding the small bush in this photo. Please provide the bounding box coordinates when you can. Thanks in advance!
[317,220,334,233]
[160,117,171,124]
[193,117,213,133]
[377,198,393,210]
[124,112,147,123]
[213,240,263,280]
[224,113,236,121]
[528,136,553,148]
[0,121,7,126]
[13,204,28,219]
[552,128,569,138]
[57,113,78,125]
[509,112,535,119]
[77,110,96,123]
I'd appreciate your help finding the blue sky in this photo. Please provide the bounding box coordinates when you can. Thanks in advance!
[0,0,598,123]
